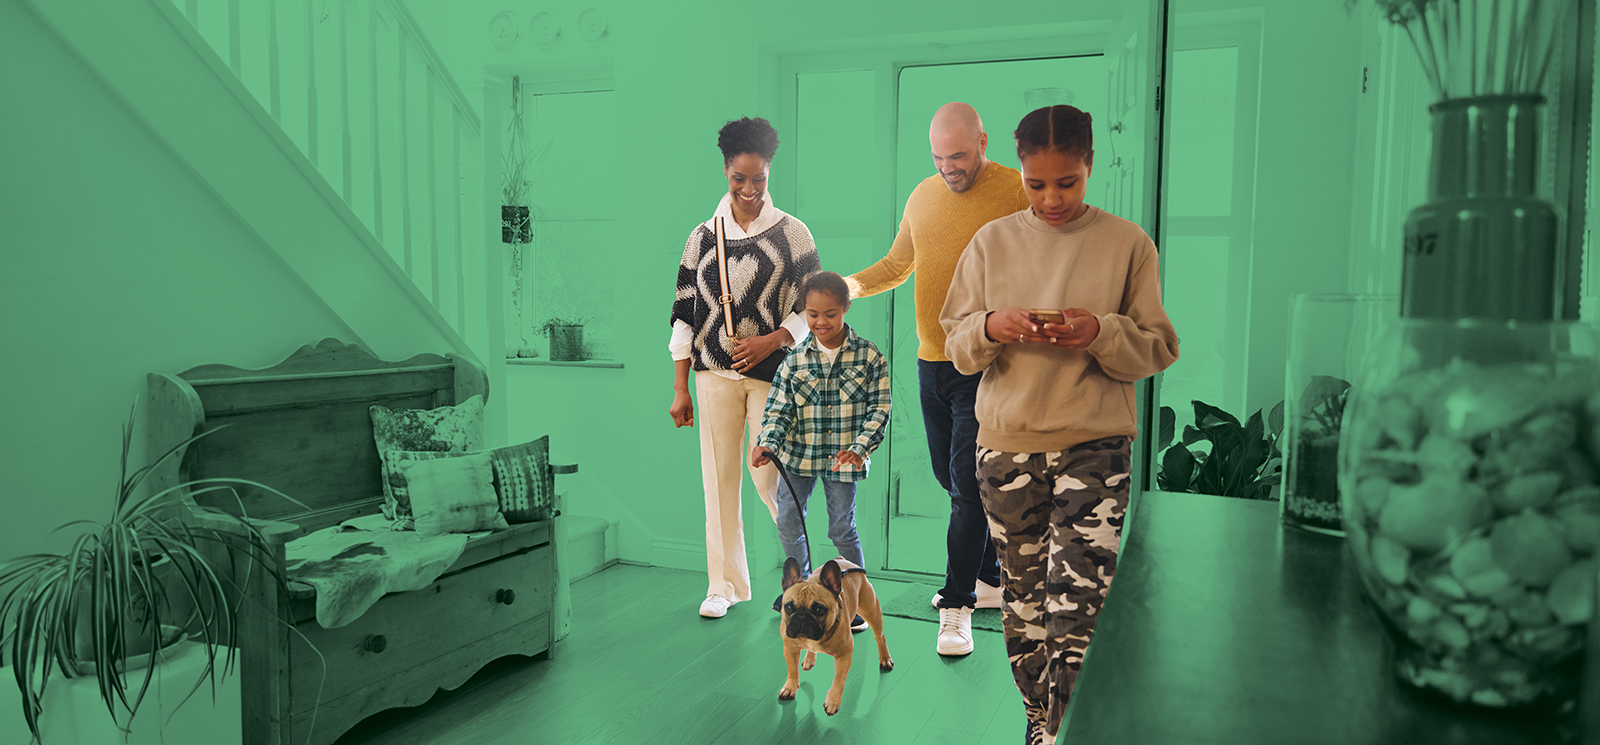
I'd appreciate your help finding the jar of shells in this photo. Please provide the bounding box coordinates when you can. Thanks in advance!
[1339,319,1600,711]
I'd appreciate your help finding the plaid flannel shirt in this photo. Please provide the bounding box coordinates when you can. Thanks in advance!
[756,326,892,481]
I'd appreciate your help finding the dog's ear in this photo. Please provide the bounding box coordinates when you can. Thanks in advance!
[782,557,804,591]
[818,560,843,597]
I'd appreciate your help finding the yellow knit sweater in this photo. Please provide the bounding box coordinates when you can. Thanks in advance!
[847,160,1031,362]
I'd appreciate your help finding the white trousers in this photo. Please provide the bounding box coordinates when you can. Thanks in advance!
[696,372,780,602]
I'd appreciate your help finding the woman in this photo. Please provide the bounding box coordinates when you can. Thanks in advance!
[940,105,1179,744]
[668,116,821,619]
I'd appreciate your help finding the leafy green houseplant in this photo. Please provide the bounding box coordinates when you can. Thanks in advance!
[0,408,302,742]
[1156,399,1286,501]
[534,315,590,362]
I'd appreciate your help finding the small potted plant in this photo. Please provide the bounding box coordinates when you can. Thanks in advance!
[0,407,303,743]
[534,315,590,362]
[1283,375,1351,534]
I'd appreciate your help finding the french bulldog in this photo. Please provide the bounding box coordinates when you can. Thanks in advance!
[777,557,894,715]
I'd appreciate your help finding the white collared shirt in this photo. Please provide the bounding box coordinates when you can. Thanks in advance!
[669,192,811,379]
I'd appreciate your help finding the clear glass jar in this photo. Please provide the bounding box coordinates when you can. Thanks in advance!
[1281,294,1398,536]
[1339,319,1600,711]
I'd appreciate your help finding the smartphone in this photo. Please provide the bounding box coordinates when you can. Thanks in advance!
[1029,309,1066,326]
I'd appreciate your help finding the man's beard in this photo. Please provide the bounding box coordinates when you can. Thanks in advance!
[943,171,973,193]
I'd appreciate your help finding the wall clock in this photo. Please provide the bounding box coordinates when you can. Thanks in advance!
[576,7,611,46]
[487,11,520,51]
[529,11,562,49]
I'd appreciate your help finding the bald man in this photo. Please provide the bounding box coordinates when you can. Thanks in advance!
[844,103,1030,656]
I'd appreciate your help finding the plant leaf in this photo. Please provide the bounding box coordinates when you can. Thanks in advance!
[1268,399,1285,437]
[1192,400,1241,429]
[1158,406,1176,451]
[1160,445,1197,492]
[1301,376,1352,416]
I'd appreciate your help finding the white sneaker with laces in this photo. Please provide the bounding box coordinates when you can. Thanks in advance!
[936,606,974,656]
[931,580,1004,610]
[699,594,735,618]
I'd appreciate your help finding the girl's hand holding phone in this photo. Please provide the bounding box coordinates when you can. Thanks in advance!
[831,450,864,471]
[1039,308,1100,349]
[985,308,1051,344]
[751,445,774,468]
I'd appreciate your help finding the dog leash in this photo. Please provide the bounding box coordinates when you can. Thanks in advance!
[767,456,813,561]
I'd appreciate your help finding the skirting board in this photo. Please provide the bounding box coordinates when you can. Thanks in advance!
[651,537,705,573]
[651,534,785,575]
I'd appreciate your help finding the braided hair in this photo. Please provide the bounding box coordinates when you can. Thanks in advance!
[1014,105,1093,165]
[718,117,781,164]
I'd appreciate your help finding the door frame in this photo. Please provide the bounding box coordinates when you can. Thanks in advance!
[768,10,1170,583]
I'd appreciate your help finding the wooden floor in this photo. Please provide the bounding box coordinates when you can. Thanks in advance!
[335,563,1027,745]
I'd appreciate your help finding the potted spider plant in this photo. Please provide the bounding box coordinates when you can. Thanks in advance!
[0,406,303,743]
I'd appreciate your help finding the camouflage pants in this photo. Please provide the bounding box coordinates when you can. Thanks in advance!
[976,435,1132,739]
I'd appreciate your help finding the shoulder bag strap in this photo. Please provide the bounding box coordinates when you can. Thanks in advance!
[714,216,737,340]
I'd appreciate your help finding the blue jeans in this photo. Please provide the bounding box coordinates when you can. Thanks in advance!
[775,472,865,580]
[919,359,1003,608]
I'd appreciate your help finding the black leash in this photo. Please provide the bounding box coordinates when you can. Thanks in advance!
[767,456,813,563]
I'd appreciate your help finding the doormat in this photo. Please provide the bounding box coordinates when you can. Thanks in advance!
[878,582,1004,633]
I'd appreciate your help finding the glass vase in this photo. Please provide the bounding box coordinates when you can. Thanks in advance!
[1281,294,1399,536]
[1339,319,1600,711]
[1400,95,1560,321]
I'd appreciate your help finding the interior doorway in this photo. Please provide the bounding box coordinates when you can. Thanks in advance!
[778,4,1167,582]
[885,55,1112,574]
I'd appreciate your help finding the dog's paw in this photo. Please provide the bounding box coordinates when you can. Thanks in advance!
[880,655,894,672]
[823,694,841,716]
[778,684,797,701]
[801,651,816,671]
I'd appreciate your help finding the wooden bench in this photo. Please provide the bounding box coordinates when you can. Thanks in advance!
[146,339,574,745]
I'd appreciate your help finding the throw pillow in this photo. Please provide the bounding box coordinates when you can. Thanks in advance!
[371,395,486,527]
[491,436,553,523]
[382,436,555,528]
[400,453,504,536]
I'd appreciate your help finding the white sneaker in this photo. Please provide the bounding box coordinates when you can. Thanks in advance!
[699,594,735,618]
[931,580,1003,610]
[936,606,974,656]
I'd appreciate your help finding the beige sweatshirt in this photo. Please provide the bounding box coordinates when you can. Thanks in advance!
[941,206,1180,454]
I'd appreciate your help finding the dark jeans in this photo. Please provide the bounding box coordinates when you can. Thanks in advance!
[919,359,1003,608]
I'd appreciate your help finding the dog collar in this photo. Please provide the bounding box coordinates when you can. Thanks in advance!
[819,587,845,641]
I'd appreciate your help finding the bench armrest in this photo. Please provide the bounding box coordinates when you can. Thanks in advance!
[553,463,578,475]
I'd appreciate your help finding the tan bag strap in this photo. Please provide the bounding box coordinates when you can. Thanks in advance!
[714,216,737,339]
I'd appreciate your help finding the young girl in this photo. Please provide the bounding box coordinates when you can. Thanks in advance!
[751,272,891,628]
[940,105,1179,745]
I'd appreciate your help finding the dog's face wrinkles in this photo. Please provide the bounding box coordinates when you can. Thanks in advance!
[781,584,839,641]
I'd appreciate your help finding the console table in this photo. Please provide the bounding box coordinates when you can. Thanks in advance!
[1060,490,1586,744]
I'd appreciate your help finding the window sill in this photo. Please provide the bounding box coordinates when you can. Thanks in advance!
[507,358,624,369]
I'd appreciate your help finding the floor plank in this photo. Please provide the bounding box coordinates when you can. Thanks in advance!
[333,564,1023,745]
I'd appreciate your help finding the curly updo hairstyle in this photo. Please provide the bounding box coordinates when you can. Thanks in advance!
[797,271,851,311]
[718,117,781,165]
[1014,105,1094,165]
